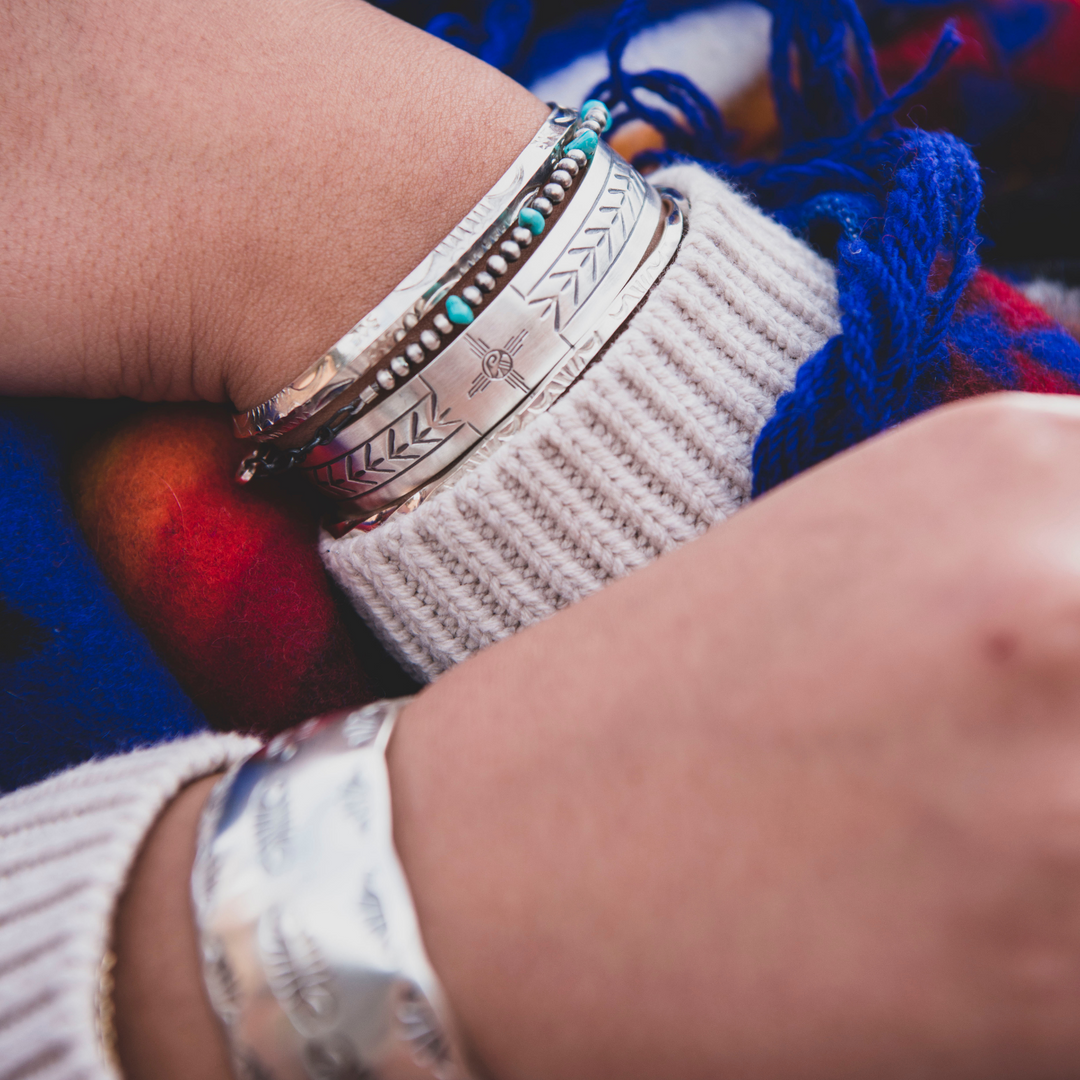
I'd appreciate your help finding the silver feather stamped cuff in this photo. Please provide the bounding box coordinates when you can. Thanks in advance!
[191,698,475,1080]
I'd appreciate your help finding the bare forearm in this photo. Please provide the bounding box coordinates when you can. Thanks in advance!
[0,0,547,404]
[116,395,1080,1080]
[390,396,1080,1079]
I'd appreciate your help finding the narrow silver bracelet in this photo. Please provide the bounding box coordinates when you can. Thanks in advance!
[235,107,579,441]
[192,698,475,1080]
[232,101,687,533]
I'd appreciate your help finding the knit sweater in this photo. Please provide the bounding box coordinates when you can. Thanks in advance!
[0,162,839,1079]
[0,733,259,1080]
[322,163,840,679]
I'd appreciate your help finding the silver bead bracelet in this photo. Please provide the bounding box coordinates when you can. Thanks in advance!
[234,106,584,443]
[233,101,687,534]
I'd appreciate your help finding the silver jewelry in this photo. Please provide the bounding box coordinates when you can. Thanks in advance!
[235,108,579,441]
[192,698,475,1080]
[233,99,687,531]
[390,187,689,517]
[305,140,686,524]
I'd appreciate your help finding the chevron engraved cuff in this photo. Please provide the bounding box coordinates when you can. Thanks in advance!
[234,107,582,442]
[304,139,685,531]
[192,699,478,1080]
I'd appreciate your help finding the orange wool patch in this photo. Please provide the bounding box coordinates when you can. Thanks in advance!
[69,404,373,734]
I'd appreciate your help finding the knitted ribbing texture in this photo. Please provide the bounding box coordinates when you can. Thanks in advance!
[322,163,840,680]
[0,732,260,1080]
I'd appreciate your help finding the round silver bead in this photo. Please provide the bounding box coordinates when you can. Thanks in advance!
[542,183,566,204]
[394,328,407,343]
[511,226,533,247]
[500,240,521,262]
[551,168,574,190]
[556,156,579,176]
[403,312,418,329]
[433,313,453,335]
[581,118,603,134]
[566,148,587,168]
[487,254,508,276]
[420,329,441,351]
[531,196,554,217]
[462,285,483,307]
[390,355,410,378]
[475,271,497,292]
[376,369,395,391]
[405,343,424,364]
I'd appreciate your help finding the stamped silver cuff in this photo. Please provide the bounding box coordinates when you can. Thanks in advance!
[302,139,686,526]
[192,698,475,1080]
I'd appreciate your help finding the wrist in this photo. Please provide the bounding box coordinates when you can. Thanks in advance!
[212,13,550,412]
[113,774,234,1080]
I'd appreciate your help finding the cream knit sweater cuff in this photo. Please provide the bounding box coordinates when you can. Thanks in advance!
[322,163,841,680]
[0,732,260,1080]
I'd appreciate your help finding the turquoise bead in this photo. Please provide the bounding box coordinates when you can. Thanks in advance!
[519,207,545,236]
[567,130,599,160]
[581,98,612,132]
[445,295,474,325]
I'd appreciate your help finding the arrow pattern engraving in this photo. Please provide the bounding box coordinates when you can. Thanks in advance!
[312,389,465,497]
[526,162,647,330]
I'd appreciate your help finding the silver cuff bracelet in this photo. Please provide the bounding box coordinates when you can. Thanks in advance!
[233,103,686,534]
[310,167,684,530]
[192,698,475,1080]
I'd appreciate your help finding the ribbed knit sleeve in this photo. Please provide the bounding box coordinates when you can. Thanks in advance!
[0,733,260,1080]
[322,163,841,679]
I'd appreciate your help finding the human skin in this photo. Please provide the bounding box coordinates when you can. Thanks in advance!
[118,393,1080,1080]
[0,0,547,406]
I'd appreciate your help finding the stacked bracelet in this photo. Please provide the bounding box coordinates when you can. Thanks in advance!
[192,698,476,1080]
[234,101,687,534]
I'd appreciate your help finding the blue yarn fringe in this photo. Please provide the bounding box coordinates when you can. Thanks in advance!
[420,0,995,491]
[394,0,1080,491]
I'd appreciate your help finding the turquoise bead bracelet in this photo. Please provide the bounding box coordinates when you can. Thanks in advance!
[445,295,474,326]
[581,98,613,132]
[519,206,545,236]
[436,102,609,333]
[567,130,598,159]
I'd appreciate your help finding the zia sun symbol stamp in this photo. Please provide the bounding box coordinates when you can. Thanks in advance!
[466,330,530,398]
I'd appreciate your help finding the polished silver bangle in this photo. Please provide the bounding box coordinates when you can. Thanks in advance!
[235,107,579,441]
[386,185,687,527]
[192,698,476,1080]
